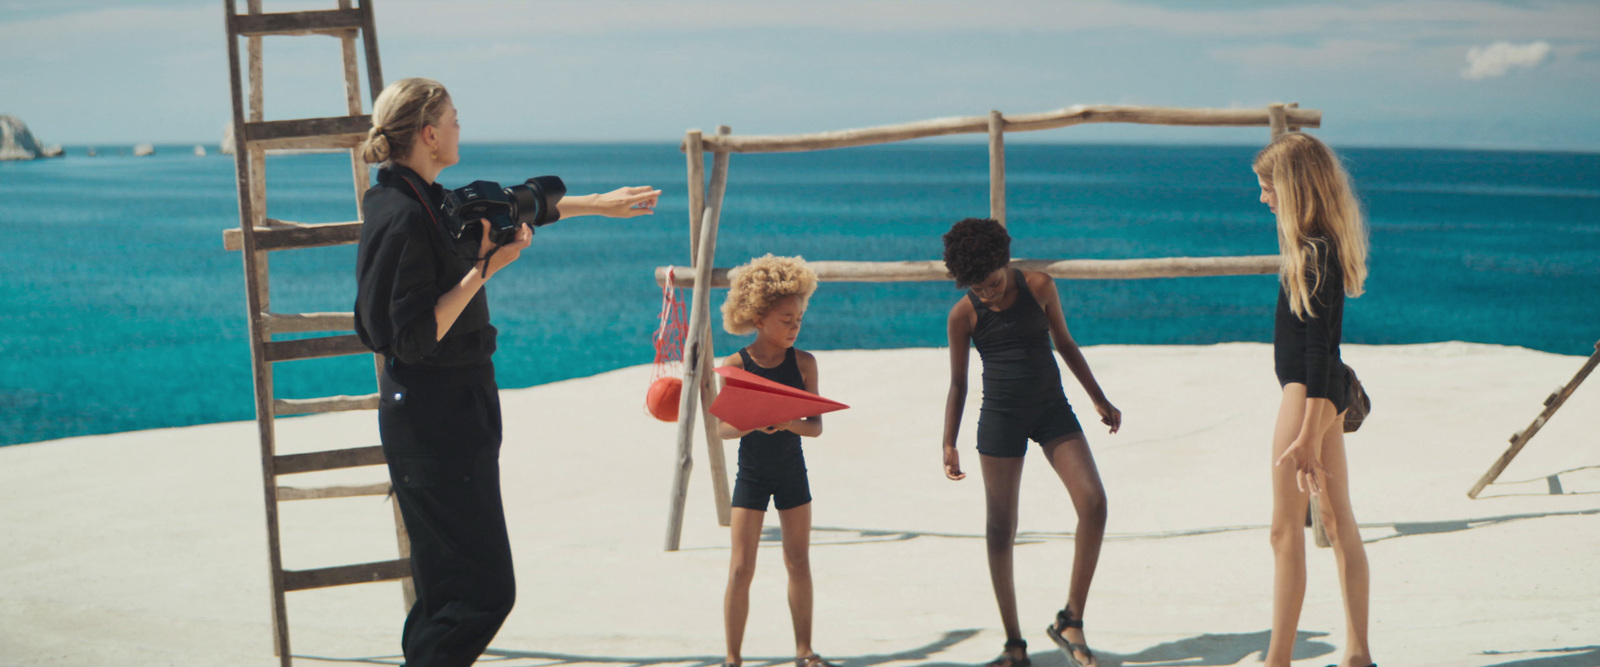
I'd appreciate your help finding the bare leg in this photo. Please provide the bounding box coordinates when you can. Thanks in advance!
[978,454,1028,663]
[1266,385,1311,667]
[1315,427,1374,667]
[1041,433,1107,666]
[724,507,765,666]
[777,502,815,660]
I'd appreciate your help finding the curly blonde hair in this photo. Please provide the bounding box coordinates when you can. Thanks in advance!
[721,255,818,335]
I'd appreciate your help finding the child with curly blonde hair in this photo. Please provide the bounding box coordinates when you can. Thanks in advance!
[715,255,835,667]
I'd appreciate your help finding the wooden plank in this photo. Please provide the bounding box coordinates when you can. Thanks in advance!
[694,105,1323,154]
[1268,102,1288,140]
[1468,340,1600,498]
[684,130,705,262]
[656,255,1282,288]
[282,558,410,592]
[700,126,733,528]
[359,0,384,102]
[233,8,363,37]
[243,116,371,150]
[988,110,1006,226]
[224,221,363,251]
[274,445,386,476]
[264,334,368,363]
[262,311,355,334]
[274,393,378,416]
[277,482,390,501]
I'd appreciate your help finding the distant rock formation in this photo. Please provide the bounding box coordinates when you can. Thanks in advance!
[133,143,155,157]
[0,115,48,161]
[193,145,207,157]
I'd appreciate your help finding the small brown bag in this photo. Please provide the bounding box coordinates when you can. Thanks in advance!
[1342,363,1371,433]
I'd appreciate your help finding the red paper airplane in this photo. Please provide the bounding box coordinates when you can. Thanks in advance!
[710,366,850,431]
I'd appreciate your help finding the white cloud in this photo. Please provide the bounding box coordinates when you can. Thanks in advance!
[1461,41,1552,80]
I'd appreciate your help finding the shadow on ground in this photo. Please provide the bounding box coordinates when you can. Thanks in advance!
[297,628,1336,666]
[1480,645,1600,667]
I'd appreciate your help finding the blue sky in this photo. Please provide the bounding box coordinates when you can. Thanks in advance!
[2,0,1597,150]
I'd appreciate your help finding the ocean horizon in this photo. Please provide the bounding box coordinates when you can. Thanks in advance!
[1,141,1597,447]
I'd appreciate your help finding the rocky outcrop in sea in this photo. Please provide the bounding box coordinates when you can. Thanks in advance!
[0,115,59,161]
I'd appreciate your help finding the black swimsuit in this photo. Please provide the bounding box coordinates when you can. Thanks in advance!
[970,269,1084,457]
[1273,238,1350,413]
[730,347,813,511]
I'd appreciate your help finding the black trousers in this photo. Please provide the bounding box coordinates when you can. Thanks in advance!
[379,360,514,667]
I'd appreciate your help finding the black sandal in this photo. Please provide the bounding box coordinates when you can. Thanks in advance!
[1046,606,1095,667]
[984,638,1031,667]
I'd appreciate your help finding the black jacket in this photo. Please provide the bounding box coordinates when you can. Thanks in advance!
[354,164,495,367]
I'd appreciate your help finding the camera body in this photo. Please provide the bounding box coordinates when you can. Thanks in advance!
[441,176,567,245]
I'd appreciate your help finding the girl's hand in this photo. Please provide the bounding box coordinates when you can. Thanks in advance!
[943,444,966,481]
[759,420,794,434]
[593,186,660,218]
[1095,399,1122,434]
[480,221,532,279]
[1276,437,1326,495]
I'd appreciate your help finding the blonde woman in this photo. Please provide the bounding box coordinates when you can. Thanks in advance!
[353,77,657,666]
[1253,132,1375,667]
[715,255,835,667]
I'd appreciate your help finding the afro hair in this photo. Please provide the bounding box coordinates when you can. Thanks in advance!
[720,254,818,335]
[942,218,1011,287]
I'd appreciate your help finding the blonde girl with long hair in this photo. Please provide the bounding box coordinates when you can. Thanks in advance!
[1253,132,1374,667]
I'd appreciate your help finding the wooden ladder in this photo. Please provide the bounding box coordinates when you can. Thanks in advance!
[219,1,412,664]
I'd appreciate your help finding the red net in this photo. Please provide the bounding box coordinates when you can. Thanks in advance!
[651,267,689,382]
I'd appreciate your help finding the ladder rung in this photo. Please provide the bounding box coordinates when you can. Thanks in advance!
[243,116,371,150]
[264,334,369,363]
[277,482,391,501]
[275,393,379,416]
[224,220,363,251]
[274,445,386,475]
[282,558,409,592]
[263,312,355,334]
[233,8,364,37]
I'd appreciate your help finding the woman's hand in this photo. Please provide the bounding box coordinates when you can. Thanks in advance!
[1276,436,1326,495]
[1094,399,1122,434]
[480,221,533,279]
[943,444,966,481]
[590,186,661,218]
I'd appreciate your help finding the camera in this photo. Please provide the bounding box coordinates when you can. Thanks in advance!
[441,176,567,245]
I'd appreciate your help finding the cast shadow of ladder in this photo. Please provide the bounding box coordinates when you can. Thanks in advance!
[1028,630,1332,667]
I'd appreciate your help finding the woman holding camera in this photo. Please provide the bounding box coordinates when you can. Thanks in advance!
[354,77,658,666]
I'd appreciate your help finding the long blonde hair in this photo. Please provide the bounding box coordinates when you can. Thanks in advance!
[358,77,451,165]
[1254,132,1368,319]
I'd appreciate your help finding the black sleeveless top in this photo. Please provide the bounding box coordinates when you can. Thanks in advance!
[736,347,805,459]
[968,269,1064,404]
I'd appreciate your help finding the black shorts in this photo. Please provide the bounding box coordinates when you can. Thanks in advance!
[976,397,1084,458]
[731,457,811,512]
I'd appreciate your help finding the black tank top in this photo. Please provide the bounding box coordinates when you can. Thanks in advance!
[968,269,1064,403]
[736,347,804,460]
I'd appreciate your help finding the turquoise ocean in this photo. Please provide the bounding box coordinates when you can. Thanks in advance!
[1,143,1597,446]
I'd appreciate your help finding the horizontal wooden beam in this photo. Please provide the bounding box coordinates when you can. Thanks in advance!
[233,9,363,37]
[282,558,409,592]
[692,105,1322,154]
[242,116,370,151]
[273,445,386,476]
[262,312,356,335]
[263,334,369,363]
[274,393,379,416]
[277,482,391,501]
[655,255,1281,288]
[223,221,362,252]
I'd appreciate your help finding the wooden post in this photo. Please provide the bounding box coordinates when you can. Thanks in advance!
[665,209,722,551]
[1268,103,1288,141]
[699,126,734,527]
[988,110,1006,226]
[1468,340,1600,498]
[685,130,705,260]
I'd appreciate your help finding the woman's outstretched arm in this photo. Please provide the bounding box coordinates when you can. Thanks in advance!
[556,186,661,219]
